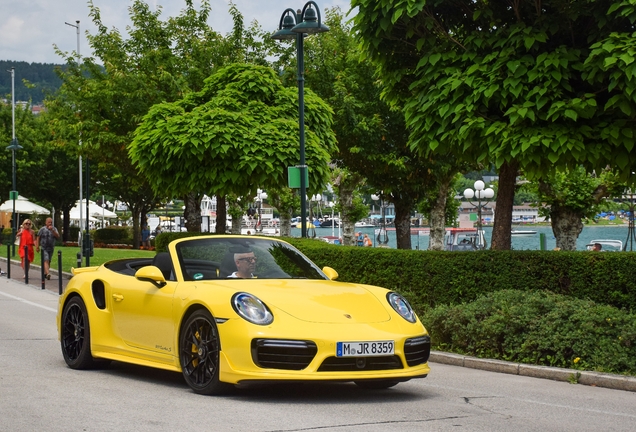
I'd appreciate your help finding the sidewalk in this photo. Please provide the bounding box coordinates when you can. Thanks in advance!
[0,255,72,294]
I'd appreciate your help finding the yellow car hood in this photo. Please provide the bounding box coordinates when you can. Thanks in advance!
[209,279,392,324]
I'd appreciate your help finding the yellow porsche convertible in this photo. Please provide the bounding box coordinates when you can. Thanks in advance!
[58,236,431,394]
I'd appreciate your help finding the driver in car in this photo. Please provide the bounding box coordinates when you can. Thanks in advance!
[228,251,257,278]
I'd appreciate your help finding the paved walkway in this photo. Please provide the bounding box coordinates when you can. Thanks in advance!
[0,255,71,295]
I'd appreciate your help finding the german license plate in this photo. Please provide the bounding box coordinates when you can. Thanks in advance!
[336,341,394,357]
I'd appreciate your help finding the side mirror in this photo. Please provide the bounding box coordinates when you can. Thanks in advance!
[135,266,167,288]
[322,266,339,280]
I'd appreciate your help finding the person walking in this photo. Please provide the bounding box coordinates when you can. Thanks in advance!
[16,219,36,278]
[141,225,150,249]
[35,217,60,280]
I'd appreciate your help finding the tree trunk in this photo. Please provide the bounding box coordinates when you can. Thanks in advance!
[279,208,292,237]
[131,206,141,249]
[184,192,202,232]
[231,217,242,234]
[62,208,71,242]
[393,198,412,250]
[428,177,451,251]
[339,186,356,246]
[491,160,519,250]
[215,195,227,234]
[551,205,584,251]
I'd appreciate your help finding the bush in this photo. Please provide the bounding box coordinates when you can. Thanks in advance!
[93,227,132,245]
[421,289,636,375]
[64,226,81,243]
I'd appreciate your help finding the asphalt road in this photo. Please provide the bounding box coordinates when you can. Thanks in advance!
[1,278,635,432]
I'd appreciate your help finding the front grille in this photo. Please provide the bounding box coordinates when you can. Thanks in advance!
[404,335,431,366]
[252,339,317,370]
[318,355,402,372]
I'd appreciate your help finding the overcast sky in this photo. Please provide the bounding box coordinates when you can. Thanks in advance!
[1,0,353,64]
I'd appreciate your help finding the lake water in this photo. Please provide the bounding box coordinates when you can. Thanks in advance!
[291,224,632,251]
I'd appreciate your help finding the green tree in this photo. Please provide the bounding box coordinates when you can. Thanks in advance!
[534,167,623,250]
[286,7,461,249]
[130,63,336,205]
[351,0,636,250]
[51,0,241,246]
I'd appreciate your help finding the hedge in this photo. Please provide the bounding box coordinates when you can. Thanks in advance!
[422,289,636,375]
[154,233,636,313]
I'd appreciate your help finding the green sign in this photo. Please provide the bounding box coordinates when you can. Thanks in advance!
[9,190,18,200]
[287,167,309,189]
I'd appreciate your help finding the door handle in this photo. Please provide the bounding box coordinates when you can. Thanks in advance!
[112,294,124,302]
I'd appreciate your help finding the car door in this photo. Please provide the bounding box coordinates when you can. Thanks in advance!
[110,277,177,356]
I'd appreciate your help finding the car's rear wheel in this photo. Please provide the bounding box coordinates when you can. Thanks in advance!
[61,296,99,369]
[354,379,400,389]
[179,309,232,395]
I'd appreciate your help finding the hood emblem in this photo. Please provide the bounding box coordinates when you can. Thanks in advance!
[344,314,352,319]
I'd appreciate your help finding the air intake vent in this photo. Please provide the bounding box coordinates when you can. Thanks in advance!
[404,335,431,366]
[318,355,402,372]
[252,339,317,370]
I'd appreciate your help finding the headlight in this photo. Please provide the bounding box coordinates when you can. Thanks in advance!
[232,292,273,325]
[387,292,416,323]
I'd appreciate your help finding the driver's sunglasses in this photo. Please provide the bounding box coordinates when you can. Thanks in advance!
[238,257,257,263]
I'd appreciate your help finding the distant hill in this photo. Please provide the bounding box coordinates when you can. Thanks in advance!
[0,60,66,104]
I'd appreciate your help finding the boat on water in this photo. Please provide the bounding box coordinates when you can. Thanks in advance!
[585,239,624,252]
[355,221,375,228]
[511,229,537,236]
[444,228,485,251]
[320,219,340,228]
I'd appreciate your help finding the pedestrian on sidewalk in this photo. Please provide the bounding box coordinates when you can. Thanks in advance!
[16,219,36,278]
[36,217,59,280]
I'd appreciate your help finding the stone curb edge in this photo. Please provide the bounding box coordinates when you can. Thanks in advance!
[429,351,636,392]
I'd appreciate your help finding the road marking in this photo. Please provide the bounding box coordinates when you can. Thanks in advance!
[0,290,57,313]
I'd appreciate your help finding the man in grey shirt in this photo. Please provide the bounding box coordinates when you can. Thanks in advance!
[35,217,60,279]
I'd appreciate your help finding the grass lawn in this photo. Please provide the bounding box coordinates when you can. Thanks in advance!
[6,246,156,274]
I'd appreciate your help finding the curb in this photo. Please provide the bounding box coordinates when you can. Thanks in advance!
[429,351,636,392]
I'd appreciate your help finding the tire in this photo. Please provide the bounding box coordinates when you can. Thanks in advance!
[354,379,400,390]
[179,309,232,395]
[61,296,98,369]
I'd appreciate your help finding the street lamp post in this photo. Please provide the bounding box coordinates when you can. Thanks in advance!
[65,19,90,265]
[6,67,23,256]
[372,193,389,245]
[328,201,335,237]
[254,190,268,233]
[625,178,635,251]
[272,2,329,238]
[463,180,495,249]
[308,193,321,238]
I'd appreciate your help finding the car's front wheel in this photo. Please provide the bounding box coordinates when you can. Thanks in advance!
[61,296,98,369]
[179,309,232,395]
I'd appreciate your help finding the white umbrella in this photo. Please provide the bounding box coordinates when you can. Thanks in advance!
[0,195,50,215]
[71,200,117,218]
[68,210,98,222]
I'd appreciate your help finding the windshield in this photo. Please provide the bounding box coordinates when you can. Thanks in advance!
[175,237,328,281]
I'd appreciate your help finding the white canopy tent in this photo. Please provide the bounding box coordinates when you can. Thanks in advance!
[0,195,50,215]
[67,200,117,227]
[70,200,118,219]
[67,211,98,222]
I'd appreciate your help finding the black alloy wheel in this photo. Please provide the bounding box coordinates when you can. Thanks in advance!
[61,296,97,369]
[179,309,232,395]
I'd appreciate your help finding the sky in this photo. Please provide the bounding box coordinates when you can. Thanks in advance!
[0,0,353,64]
